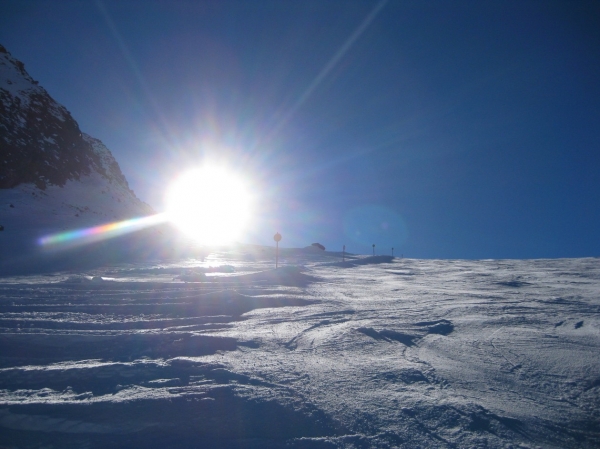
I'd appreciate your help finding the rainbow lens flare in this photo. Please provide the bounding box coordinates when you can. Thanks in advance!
[38,213,167,248]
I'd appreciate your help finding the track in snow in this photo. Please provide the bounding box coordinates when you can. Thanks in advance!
[0,253,598,448]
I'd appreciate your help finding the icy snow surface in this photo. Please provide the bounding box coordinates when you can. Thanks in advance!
[0,249,598,448]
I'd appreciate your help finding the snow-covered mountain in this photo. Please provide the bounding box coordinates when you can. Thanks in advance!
[0,44,158,269]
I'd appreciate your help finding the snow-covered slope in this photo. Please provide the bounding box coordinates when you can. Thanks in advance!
[0,252,598,448]
[1,135,153,237]
[0,44,156,265]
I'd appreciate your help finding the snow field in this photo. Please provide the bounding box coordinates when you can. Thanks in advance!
[0,253,598,448]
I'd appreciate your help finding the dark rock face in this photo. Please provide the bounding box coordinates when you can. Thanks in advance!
[311,243,325,251]
[0,44,128,190]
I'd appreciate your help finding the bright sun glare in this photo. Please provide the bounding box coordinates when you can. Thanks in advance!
[165,166,252,245]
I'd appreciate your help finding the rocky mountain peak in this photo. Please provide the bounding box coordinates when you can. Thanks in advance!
[0,45,129,191]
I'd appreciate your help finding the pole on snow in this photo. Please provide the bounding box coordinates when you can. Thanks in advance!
[372,244,375,256]
[343,245,346,262]
[274,232,282,269]
[392,247,394,257]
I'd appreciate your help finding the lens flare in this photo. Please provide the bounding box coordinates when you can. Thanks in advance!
[38,214,166,248]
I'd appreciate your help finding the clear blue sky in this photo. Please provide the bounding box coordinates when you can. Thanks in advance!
[1,0,599,258]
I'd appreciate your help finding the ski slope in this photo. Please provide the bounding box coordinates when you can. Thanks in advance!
[0,249,598,448]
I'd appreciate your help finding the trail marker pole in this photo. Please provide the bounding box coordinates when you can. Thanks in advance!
[343,245,346,262]
[372,244,375,256]
[274,232,282,269]
[392,247,394,257]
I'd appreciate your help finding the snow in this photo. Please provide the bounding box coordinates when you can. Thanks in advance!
[0,48,68,124]
[0,249,598,448]
[83,134,132,188]
[0,183,166,280]
[0,169,154,253]
[0,52,37,101]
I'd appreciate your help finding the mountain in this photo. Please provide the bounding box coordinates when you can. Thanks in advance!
[0,44,167,272]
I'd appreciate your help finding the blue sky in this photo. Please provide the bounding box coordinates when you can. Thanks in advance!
[1,0,599,258]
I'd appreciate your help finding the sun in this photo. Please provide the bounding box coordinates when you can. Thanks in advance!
[165,166,252,245]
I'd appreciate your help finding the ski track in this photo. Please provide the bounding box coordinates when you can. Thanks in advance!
[0,255,598,448]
